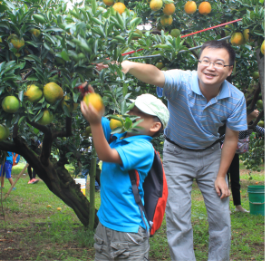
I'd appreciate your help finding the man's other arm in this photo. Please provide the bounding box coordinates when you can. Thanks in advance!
[215,127,239,199]
[121,61,166,88]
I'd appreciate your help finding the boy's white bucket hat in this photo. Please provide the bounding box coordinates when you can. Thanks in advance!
[130,94,169,128]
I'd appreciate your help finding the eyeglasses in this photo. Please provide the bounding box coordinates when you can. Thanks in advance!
[198,59,232,69]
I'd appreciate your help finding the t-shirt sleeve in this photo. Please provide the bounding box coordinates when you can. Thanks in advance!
[161,69,184,98]
[226,95,248,131]
[101,117,111,142]
[115,140,154,173]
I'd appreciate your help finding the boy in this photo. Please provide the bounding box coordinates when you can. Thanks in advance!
[1,151,20,189]
[81,88,169,261]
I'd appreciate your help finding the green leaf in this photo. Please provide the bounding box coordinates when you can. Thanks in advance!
[124,117,132,129]
[61,49,70,61]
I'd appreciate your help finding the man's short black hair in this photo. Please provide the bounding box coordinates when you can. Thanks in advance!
[199,40,235,66]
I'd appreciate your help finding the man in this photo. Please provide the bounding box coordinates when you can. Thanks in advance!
[98,40,247,260]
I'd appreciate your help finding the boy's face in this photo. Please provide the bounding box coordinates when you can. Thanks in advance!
[128,106,160,135]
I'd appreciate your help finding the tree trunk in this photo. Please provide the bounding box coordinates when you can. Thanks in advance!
[0,137,99,228]
[256,46,264,107]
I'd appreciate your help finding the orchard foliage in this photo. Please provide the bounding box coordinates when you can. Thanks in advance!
[0,0,264,226]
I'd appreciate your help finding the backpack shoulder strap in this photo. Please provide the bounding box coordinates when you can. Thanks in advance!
[128,169,150,237]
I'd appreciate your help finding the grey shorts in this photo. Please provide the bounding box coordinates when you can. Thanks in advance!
[94,222,149,261]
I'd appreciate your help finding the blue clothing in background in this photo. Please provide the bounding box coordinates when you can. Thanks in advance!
[157,70,248,149]
[97,117,154,233]
[5,152,20,165]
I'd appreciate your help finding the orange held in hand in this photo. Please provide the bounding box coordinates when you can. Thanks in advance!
[198,2,211,15]
[83,93,104,112]
[184,1,197,14]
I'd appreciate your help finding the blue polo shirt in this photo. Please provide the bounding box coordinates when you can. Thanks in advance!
[157,69,247,149]
[97,117,154,233]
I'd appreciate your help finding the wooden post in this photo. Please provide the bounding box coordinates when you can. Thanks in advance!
[4,163,29,200]
[89,146,97,230]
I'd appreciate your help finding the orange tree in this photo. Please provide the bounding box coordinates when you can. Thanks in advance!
[0,0,264,227]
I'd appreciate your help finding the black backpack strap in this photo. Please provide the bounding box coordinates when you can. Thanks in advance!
[128,170,150,237]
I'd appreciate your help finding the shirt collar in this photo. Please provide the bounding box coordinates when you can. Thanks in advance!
[192,72,231,100]
[112,132,153,143]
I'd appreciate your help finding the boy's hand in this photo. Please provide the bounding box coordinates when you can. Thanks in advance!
[81,101,103,125]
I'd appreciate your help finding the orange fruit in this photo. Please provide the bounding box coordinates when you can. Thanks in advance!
[113,2,126,14]
[160,15,173,26]
[252,71,259,80]
[38,110,53,125]
[61,95,78,112]
[83,93,104,112]
[198,2,211,15]
[163,3,176,15]
[230,32,244,46]
[2,96,19,113]
[243,29,250,42]
[24,84,43,103]
[30,29,41,37]
[43,82,64,104]
[170,28,180,37]
[150,0,163,11]
[184,1,197,14]
[10,38,25,50]
[155,62,164,69]
[0,125,9,141]
[103,0,114,6]
[261,40,265,55]
[110,116,123,130]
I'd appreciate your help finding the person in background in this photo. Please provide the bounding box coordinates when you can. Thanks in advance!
[227,109,264,213]
[0,152,20,190]
[27,138,41,184]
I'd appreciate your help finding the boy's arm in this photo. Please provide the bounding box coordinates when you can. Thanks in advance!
[215,127,238,199]
[80,101,122,164]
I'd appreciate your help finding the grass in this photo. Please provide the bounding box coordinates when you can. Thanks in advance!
[0,162,264,260]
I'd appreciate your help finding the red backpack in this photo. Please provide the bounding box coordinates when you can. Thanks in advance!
[129,149,168,236]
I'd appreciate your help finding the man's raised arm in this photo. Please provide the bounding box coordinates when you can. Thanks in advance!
[121,61,166,88]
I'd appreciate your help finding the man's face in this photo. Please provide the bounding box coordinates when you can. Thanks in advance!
[197,47,233,89]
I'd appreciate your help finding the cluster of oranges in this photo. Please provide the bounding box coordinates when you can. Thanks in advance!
[184,1,211,15]
[102,0,126,14]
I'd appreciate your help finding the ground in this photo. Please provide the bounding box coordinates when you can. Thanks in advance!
[0,163,264,260]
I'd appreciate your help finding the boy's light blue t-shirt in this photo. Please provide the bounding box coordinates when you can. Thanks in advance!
[157,69,247,149]
[97,117,154,233]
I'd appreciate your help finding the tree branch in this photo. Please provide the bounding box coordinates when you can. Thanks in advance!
[26,118,49,134]
[13,124,18,139]
[247,83,261,113]
[248,110,264,129]
[52,117,72,139]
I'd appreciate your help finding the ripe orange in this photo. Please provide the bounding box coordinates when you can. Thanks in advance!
[184,1,197,14]
[110,116,123,130]
[163,3,176,15]
[38,110,53,125]
[24,84,43,103]
[113,2,126,14]
[198,2,211,15]
[230,32,244,46]
[2,96,20,113]
[150,0,163,11]
[43,82,64,104]
[83,93,104,112]
[261,40,265,55]
[160,15,173,27]
[0,125,9,141]
[103,0,114,6]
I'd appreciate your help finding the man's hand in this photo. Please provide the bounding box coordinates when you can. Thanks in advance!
[80,101,103,125]
[215,176,231,199]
